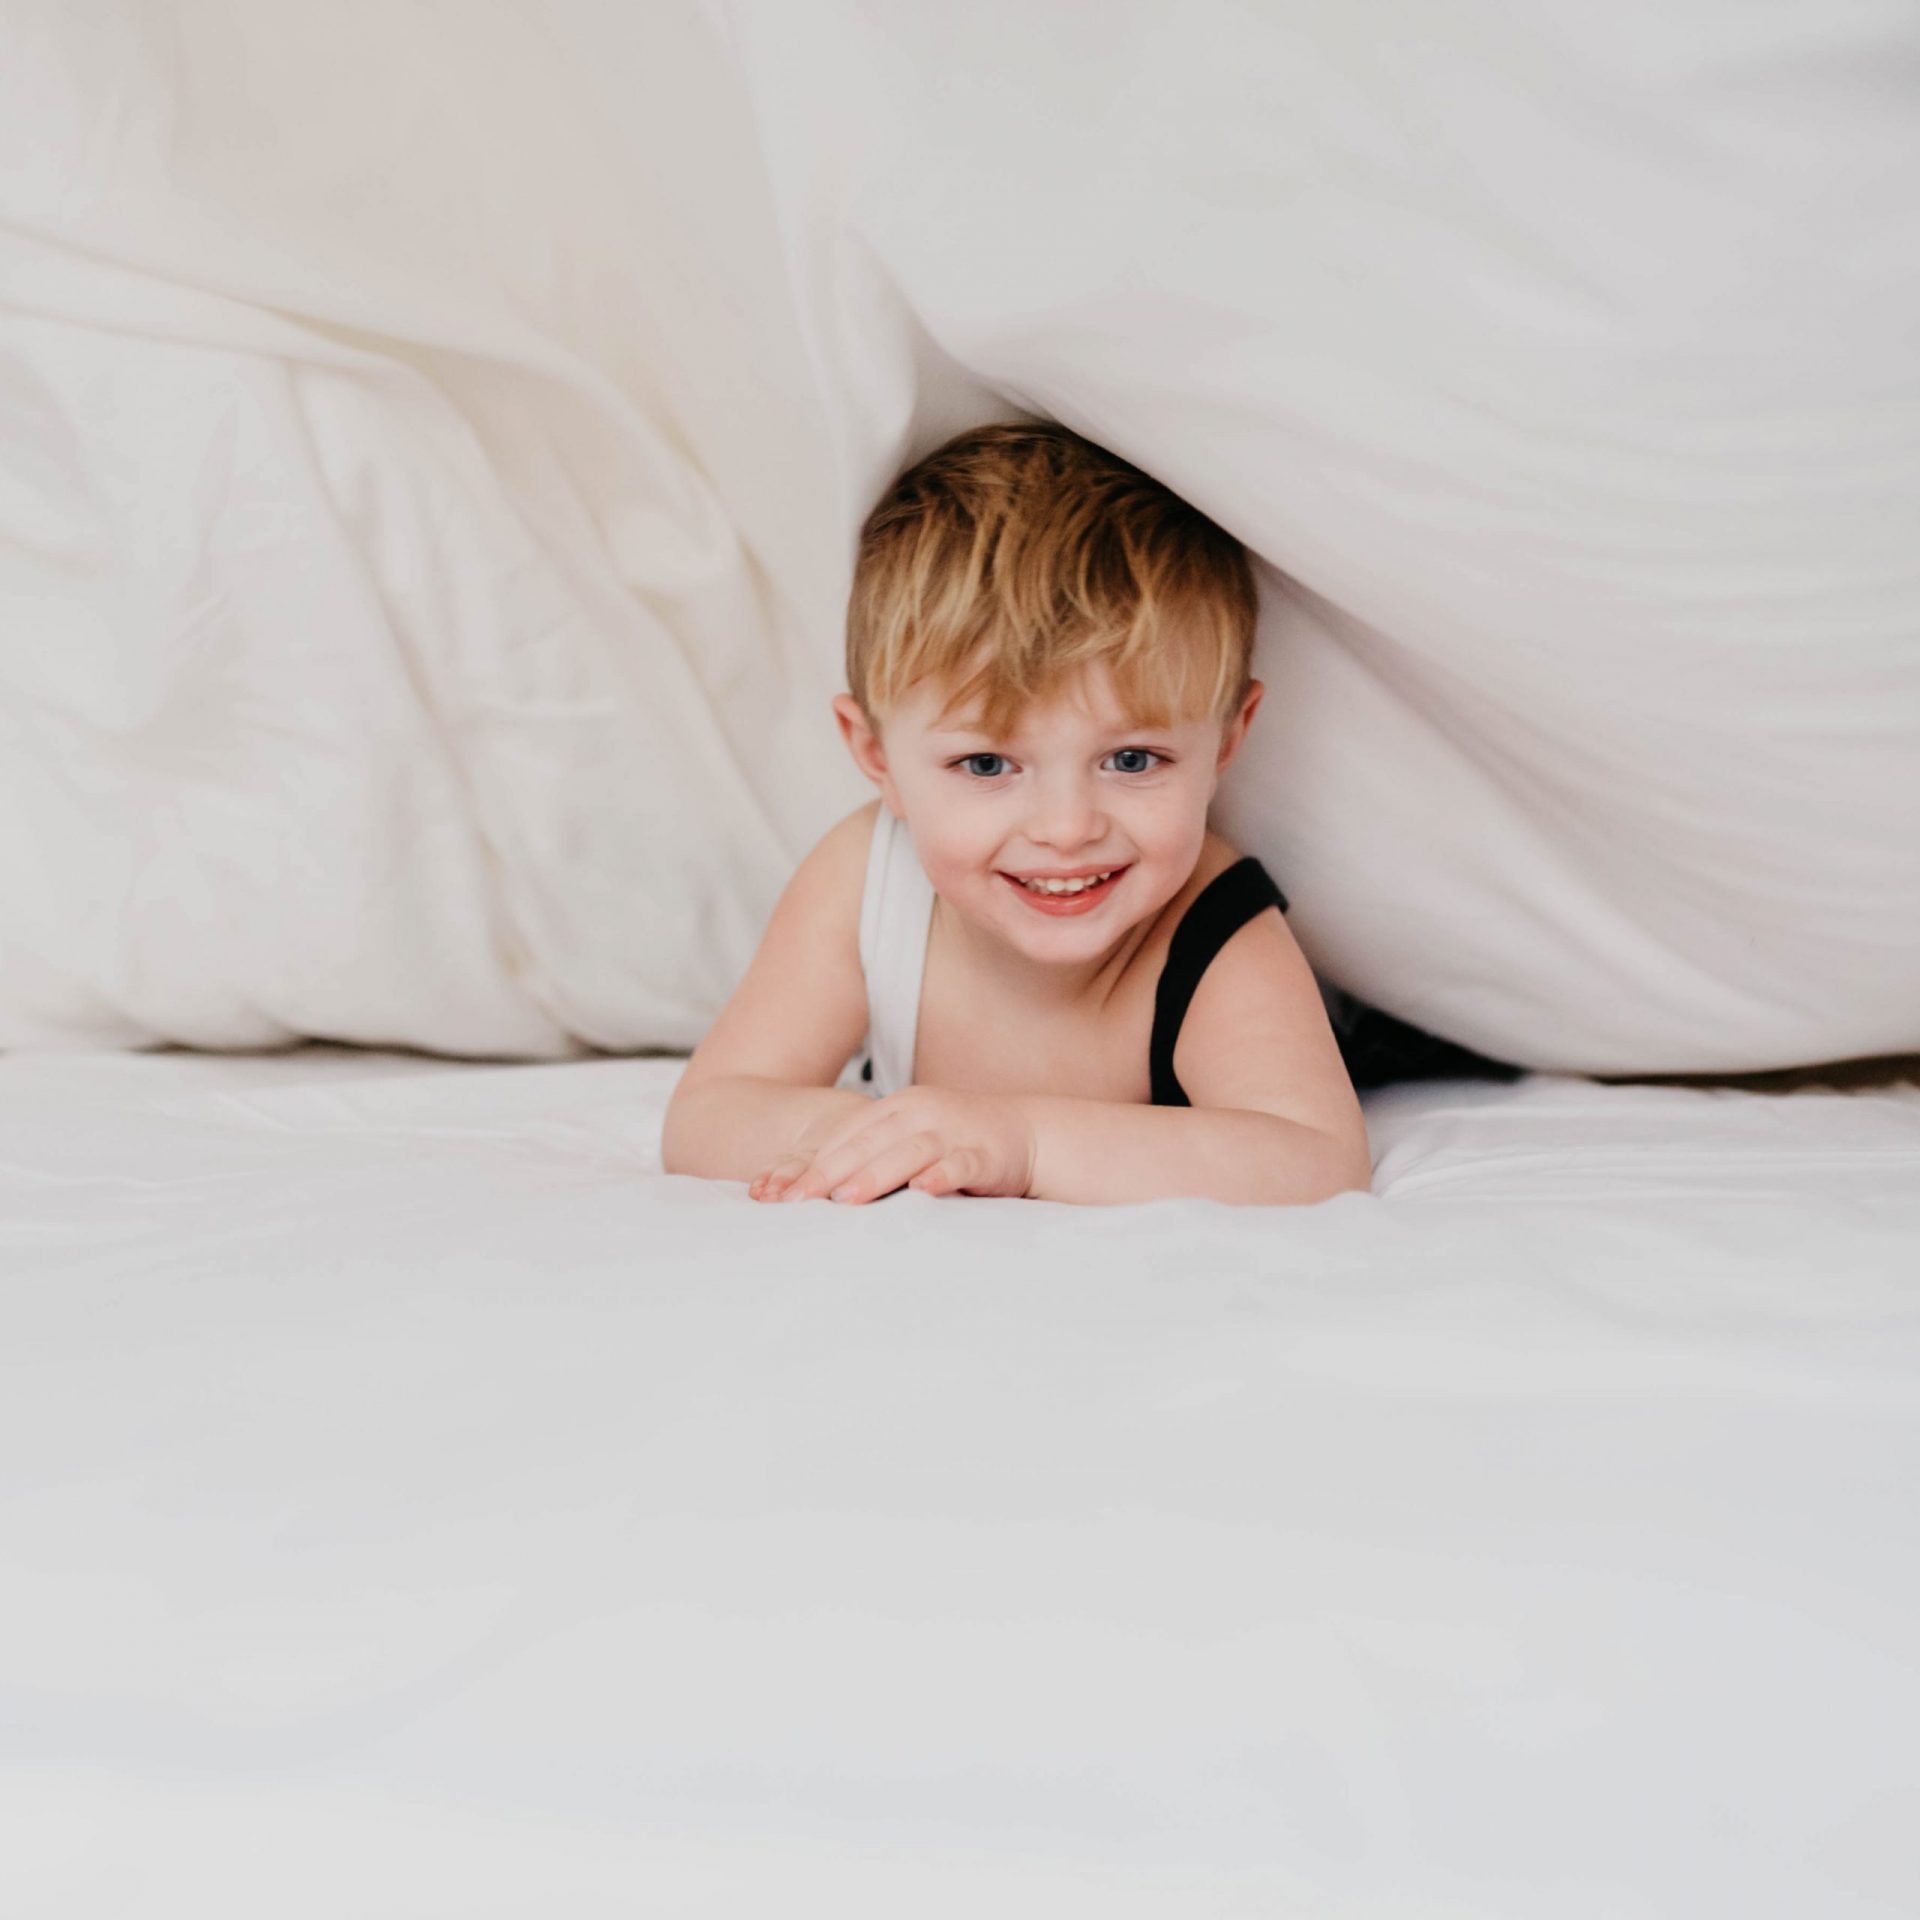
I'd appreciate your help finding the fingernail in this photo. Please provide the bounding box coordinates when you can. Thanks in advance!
[829,1186,851,1203]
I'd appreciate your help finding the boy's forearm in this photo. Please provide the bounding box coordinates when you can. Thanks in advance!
[1020,1095,1372,1207]
[662,1073,873,1183]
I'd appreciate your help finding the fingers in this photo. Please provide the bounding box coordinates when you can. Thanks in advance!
[818,1132,946,1206]
[749,1152,811,1202]
[751,1105,916,1200]
[750,1107,967,1207]
[776,1118,905,1203]
[907,1148,978,1197]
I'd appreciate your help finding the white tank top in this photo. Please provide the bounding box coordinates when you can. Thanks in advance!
[852,805,936,1097]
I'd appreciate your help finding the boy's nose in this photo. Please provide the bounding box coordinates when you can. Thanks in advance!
[1027,782,1104,851]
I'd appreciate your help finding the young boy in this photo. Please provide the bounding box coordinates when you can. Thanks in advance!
[660,421,1373,1206]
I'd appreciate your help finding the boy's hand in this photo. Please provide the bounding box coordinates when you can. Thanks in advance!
[747,1088,1036,1204]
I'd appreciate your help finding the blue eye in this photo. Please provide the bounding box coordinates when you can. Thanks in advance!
[1109,748,1162,774]
[958,754,1010,779]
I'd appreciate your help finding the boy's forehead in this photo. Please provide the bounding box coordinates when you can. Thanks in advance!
[928,701,1128,738]
[922,691,1210,738]
[916,664,1143,736]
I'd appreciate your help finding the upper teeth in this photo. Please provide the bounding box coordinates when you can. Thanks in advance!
[1021,870,1115,894]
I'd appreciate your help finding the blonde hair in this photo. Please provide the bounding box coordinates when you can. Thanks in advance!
[846,421,1257,739]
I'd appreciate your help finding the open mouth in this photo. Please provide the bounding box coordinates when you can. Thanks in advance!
[998,866,1129,914]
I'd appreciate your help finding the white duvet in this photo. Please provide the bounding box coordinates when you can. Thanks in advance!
[3,1047,1917,1914]
[3,0,1917,1072]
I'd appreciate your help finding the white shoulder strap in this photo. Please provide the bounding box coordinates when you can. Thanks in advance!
[856,806,935,1097]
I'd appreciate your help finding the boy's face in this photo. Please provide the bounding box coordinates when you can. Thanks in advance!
[833,658,1263,971]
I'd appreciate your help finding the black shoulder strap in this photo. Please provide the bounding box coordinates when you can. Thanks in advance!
[1149,857,1288,1107]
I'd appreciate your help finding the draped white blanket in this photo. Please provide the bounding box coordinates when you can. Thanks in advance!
[3,1,1917,1071]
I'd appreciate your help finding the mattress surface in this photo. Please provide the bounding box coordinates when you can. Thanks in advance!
[4,1048,1916,1915]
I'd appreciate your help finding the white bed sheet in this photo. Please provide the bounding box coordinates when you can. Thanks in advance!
[3,1048,1917,1916]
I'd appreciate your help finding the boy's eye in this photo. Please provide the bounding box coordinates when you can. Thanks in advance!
[1108,748,1162,774]
[958,753,1011,779]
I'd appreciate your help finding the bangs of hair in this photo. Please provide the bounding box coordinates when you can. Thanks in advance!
[847,422,1257,739]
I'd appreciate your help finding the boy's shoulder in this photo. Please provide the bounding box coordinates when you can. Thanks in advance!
[814,796,883,879]
[667,796,879,1100]
[787,796,881,926]
[839,794,885,841]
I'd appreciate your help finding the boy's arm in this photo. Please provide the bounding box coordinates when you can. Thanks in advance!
[1020,1095,1370,1207]
[768,1080,1369,1207]
[663,1074,874,1185]
[660,801,879,1183]
[1019,895,1372,1207]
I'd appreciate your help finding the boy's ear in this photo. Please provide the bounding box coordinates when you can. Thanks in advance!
[832,694,902,811]
[1214,679,1265,774]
